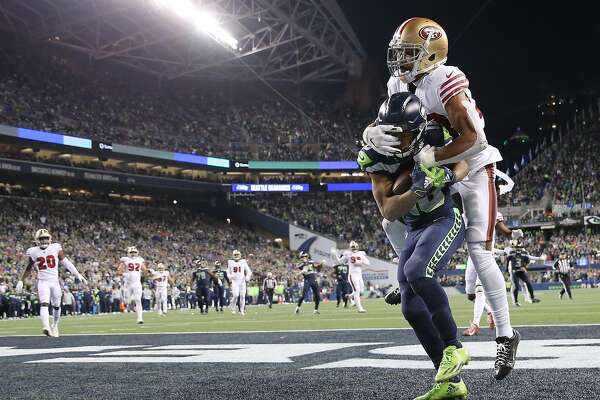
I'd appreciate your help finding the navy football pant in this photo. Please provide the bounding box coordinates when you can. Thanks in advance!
[398,208,465,368]
[336,281,350,306]
[213,285,225,309]
[196,287,210,312]
[298,279,320,310]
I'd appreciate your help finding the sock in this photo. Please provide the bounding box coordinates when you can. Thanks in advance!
[40,305,50,331]
[410,277,461,348]
[52,306,61,328]
[382,218,406,257]
[135,299,143,321]
[473,291,486,326]
[468,242,513,338]
[353,291,362,310]
[400,282,444,369]
[240,293,246,313]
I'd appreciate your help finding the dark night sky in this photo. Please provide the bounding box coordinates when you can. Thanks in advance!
[339,0,599,146]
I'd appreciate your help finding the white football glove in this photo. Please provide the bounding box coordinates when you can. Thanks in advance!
[15,280,23,293]
[511,229,524,240]
[77,274,88,285]
[540,254,548,262]
[413,145,438,168]
[362,125,401,156]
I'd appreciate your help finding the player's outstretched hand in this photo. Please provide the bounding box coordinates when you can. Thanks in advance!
[77,274,88,285]
[363,125,401,156]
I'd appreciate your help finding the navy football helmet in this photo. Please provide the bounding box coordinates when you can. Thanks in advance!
[377,92,427,159]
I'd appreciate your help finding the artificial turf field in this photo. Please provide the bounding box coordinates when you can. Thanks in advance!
[1,289,598,335]
[2,289,600,400]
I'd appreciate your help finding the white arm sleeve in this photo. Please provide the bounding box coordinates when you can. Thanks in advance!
[60,257,81,277]
[437,100,488,166]
[362,253,371,266]
[245,265,252,281]
[495,170,515,195]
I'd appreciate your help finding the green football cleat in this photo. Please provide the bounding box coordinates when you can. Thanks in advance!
[414,379,468,400]
[435,346,470,383]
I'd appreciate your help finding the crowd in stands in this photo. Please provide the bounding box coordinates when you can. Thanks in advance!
[0,39,367,162]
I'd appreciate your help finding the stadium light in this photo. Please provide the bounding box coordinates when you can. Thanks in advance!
[152,0,238,50]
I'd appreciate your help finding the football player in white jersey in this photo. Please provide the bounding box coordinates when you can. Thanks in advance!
[17,229,87,337]
[227,250,252,315]
[151,263,173,316]
[333,241,370,313]
[117,246,147,323]
[364,17,519,380]
[464,173,523,336]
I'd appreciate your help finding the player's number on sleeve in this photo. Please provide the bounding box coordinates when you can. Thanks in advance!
[36,255,56,270]
[128,263,141,271]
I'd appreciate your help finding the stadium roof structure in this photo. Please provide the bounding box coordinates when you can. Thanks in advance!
[0,0,366,83]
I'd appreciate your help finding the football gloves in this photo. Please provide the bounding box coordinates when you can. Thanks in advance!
[410,164,441,198]
[362,125,401,156]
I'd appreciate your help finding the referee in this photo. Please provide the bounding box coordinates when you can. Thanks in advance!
[553,253,574,300]
[263,272,277,309]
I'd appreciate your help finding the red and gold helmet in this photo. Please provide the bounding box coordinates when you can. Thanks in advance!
[387,17,448,83]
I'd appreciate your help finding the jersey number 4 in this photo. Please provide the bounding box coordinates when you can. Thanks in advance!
[37,255,56,270]
[128,263,141,271]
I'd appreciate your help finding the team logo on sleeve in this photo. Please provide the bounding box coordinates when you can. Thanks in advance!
[418,26,443,41]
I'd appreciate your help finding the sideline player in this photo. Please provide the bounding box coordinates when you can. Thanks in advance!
[17,229,87,337]
[463,174,524,336]
[504,240,545,306]
[295,251,322,314]
[333,241,369,313]
[227,250,252,315]
[359,92,471,399]
[364,17,519,379]
[332,262,350,308]
[212,260,229,312]
[151,263,172,316]
[117,246,147,324]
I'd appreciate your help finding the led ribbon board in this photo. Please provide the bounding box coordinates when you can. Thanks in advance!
[232,183,309,192]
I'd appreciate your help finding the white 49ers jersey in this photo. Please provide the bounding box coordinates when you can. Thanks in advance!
[154,271,170,289]
[26,243,62,281]
[227,259,251,283]
[121,256,145,286]
[340,250,370,275]
[387,65,502,173]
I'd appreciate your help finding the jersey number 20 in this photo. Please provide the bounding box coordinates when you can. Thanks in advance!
[36,255,56,270]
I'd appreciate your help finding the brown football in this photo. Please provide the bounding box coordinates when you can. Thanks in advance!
[392,161,415,195]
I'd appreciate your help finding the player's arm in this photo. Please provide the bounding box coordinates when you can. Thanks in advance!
[223,271,231,285]
[16,258,35,292]
[370,172,419,221]
[58,249,87,284]
[244,265,252,281]
[189,272,197,287]
[116,260,125,276]
[361,253,371,266]
[434,92,483,164]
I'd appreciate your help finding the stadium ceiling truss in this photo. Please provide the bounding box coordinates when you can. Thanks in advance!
[0,0,366,83]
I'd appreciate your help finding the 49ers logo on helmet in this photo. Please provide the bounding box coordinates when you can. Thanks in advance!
[418,26,442,41]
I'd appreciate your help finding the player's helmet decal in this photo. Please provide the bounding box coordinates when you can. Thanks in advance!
[418,26,443,41]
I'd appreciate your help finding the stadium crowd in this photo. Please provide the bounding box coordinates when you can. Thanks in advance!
[0,40,365,162]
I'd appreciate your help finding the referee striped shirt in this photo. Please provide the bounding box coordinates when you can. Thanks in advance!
[554,259,572,274]
[263,277,277,290]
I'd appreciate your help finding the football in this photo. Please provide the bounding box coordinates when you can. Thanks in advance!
[392,161,414,195]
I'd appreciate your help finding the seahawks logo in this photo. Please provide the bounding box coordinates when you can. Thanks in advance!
[418,26,442,41]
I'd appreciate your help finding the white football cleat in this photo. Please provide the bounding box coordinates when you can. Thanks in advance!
[357,308,367,313]
[51,326,60,338]
[43,328,53,338]
[240,311,245,316]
